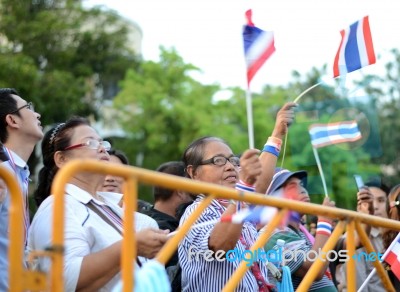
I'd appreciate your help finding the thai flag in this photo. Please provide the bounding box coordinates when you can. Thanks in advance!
[309,120,362,149]
[333,16,376,77]
[385,233,400,280]
[243,9,275,86]
[219,185,301,226]
[221,205,278,225]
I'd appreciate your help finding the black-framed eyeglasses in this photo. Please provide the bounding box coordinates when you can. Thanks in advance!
[199,155,240,167]
[9,102,34,115]
[64,139,112,151]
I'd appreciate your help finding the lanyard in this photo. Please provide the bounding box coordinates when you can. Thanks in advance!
[3,146,30,245]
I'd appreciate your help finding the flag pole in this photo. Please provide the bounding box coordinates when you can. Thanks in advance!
[246,87,255,149]
[357,232,400,292]
[293,81,324,104]
[312,147,329,197]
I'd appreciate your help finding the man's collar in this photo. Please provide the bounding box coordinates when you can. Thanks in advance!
[4,147,27,168]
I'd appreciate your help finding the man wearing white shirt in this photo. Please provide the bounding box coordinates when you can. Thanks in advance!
[0,88,44,291]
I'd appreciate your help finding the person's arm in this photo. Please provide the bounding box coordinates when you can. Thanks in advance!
[255,102,298,194]
[208,149,261,252]
[294,196,336,280]
[76,241,122,291]
[341,187,374,249]
[77,228,169,291]
[356,187,374,237]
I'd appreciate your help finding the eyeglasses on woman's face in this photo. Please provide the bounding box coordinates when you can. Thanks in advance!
[9,102,34,115]
[64,139,111,151]
[199,155,240,167]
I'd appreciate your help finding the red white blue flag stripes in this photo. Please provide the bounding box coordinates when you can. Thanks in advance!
[308,120,362,149]
[243,9,275,86]
[385,233,400,280]
[333,16,376,77]
[221,204,277,225]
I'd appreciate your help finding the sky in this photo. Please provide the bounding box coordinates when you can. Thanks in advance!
[85,0,399,93]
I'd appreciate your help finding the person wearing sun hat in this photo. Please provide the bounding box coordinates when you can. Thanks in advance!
[264,167,338,291]
[266,167,308,196]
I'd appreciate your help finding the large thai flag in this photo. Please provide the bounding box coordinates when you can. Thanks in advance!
[309,120,362,148]
[243,9,275,86]
[385,233,400,280]
[333,16,376,77]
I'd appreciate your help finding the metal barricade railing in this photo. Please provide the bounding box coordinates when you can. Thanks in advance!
[0,166,48,291]
[5,159,400,291]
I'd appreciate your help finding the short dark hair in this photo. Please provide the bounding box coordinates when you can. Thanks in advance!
[0,88,20,143]
[182,136,227,178]
[365,179,390,196]
[107,149,129,165]
[153,161,185,202]
[138,199,153,213]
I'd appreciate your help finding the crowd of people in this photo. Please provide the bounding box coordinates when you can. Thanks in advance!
[1,87,400,291]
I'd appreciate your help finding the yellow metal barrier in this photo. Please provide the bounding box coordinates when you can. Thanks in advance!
[1,166,48,292]
[6,159,400,291]
[0,166,25,291]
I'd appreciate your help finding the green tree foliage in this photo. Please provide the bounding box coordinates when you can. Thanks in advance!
[359,49,400,186]
[114,52,381,207]
[0,0,138,125]
[267,67,379,209]
[113,47,222,170]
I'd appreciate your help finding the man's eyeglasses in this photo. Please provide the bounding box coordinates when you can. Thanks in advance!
[199,155,240,167]
[9,102,34,115]
[64,139,112,151]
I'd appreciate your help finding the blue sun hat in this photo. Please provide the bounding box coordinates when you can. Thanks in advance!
[267,167,308,195]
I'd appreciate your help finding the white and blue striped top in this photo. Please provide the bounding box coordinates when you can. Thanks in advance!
[178,196,269,291]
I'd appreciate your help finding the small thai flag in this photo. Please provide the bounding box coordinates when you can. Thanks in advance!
[333,16,376,77]
[243,9,275,86]
[309,120,362,149]
[385,233,400,280]
[221,205,278,225]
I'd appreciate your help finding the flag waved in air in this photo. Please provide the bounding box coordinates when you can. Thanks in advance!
[333,16,376,77]
[243,9,275,86]
[309,120,362,149]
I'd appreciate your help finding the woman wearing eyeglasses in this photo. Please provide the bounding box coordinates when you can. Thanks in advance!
[177,103,297,292]
[28,117,169,291]
[178,136,273,291]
